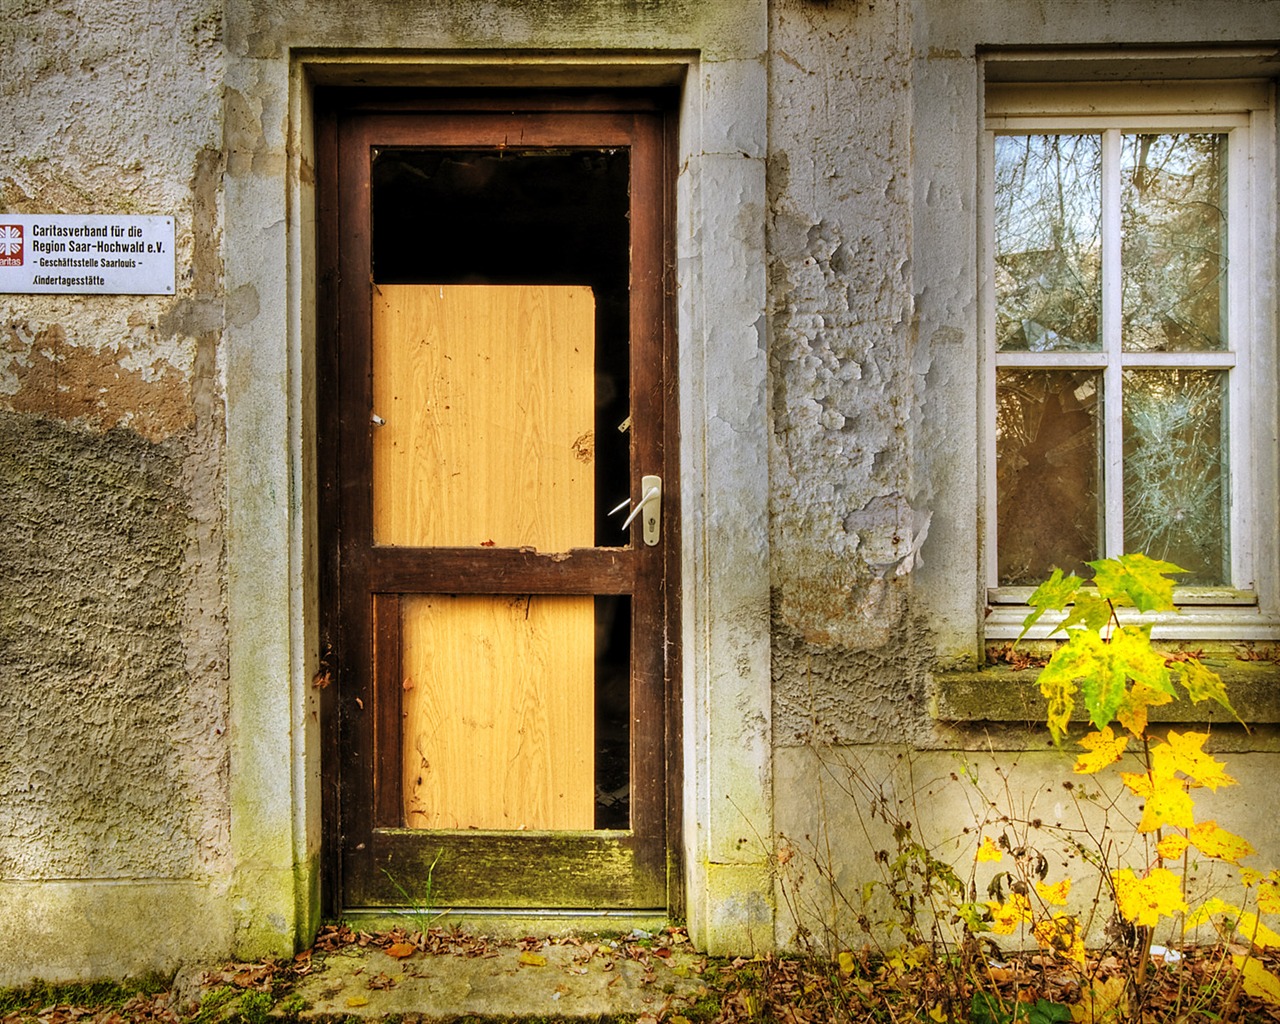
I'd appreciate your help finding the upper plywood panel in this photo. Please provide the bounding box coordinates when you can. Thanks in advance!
[372,284,596,550]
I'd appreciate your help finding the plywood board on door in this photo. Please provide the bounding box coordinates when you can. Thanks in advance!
[400,594,595,830]
[371,284,596,551]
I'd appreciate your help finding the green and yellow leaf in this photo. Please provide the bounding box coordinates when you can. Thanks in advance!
[1088,553,1185,613]
[1109,625,1173,695]
[1058,591,1114,634]
[1170,657,1244,725]
[1115,682,1173,738]
[1039,630,1105,743]
[1020,568,1086,639]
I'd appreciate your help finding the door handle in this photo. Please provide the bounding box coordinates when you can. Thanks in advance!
[608,475,662,546]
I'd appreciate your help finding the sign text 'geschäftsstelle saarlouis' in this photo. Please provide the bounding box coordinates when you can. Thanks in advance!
[0,214,174,295]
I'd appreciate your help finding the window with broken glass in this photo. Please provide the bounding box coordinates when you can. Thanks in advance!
[983,83,1278,637]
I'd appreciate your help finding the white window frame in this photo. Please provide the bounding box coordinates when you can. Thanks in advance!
[982,81,1280,640]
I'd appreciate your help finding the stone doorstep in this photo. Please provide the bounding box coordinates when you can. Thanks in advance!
[244,939,713,1021]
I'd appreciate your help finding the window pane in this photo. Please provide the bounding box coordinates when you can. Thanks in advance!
[1122,369,1228,583]
[1121,134,1228,352]
[994,134,1102,352]
[997,369,1102,585]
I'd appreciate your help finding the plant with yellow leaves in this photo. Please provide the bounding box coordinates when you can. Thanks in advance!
[1021,553,1279,1015]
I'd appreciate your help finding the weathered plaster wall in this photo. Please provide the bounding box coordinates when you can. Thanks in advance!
[1,0,1276,982]
[766,0,1280,951]
[0,0,232,984]
[773,736,1280,952]
[767,0,941,749]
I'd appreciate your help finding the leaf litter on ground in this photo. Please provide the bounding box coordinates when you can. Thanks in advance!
[7,927,1280,1023]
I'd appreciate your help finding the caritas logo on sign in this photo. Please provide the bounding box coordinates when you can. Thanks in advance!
[0,224,22,267]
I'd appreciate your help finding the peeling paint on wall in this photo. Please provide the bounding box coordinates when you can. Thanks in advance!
[0,0,230,977]
[2,321,195,441]
[767,0,922,666]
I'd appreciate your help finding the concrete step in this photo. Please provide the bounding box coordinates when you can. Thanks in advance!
[194,929,719,1022]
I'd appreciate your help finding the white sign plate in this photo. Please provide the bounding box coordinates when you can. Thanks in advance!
[0,214,174,295]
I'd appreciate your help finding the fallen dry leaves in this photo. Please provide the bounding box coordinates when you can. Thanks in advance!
[8,926,1280,1023]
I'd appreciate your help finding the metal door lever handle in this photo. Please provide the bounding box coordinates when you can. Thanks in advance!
[609,475,662,546]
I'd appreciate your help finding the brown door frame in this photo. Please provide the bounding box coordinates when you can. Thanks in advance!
[315,88,681,916]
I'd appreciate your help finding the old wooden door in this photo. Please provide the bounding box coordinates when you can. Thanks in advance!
[316,91,679,914]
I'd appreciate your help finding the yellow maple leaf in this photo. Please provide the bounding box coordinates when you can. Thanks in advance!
[1155,730,1236,790]
[976,835,1004,863]
[1072,976,1128,1024]
[1188,820,1255,865]
[1113,867,1188,927]
[1074,727,1129,775]
[1157,833,1190,860]
[1185,900,1280,949]
[1238,912,1280,949]
[1035,878,1072,906]
[1234,956,1280,1005]
[1185,896,1237,934]
[1256,874,1280,915]
[1136,773,1195,832]
[1121,770,1154,798]
[987,892,1032,935]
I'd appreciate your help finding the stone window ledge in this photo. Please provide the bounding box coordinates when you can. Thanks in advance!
[932,660,1280,726]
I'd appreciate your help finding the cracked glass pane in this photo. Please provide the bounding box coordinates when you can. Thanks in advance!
[995,134,1102,352]
[1121,134,1228,353]
[1122,369,1228,583]
[997,369,1102,586]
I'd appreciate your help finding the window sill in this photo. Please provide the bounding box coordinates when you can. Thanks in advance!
[933,659,1280,724]
[984,600,1280,641]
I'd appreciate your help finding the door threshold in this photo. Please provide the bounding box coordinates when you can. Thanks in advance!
[341,907,671,939]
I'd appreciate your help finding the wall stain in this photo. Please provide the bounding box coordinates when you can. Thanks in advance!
[3,322,193,442]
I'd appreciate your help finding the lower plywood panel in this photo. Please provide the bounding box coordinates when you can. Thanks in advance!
[400,594,595,830]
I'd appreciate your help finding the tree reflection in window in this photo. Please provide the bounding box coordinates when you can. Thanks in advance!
[993,129,1232,588]
[995,134,1102,353]
[1122,134,1228,353]
[1123,369,1227,583]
